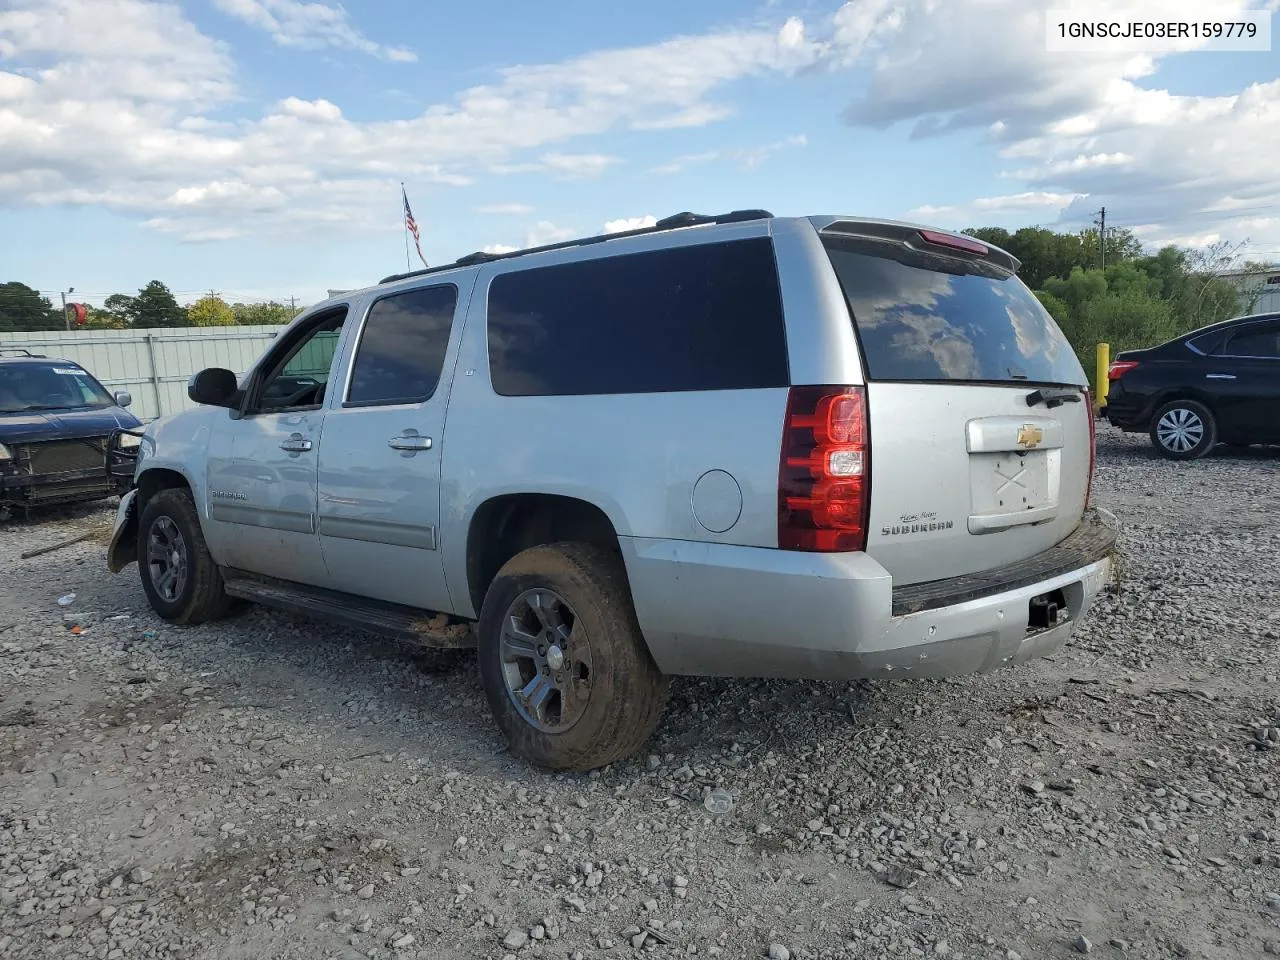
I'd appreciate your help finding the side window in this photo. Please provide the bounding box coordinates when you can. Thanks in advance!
[346,285,458,406]
[487,238,789,397]
[255,308,348,413]
[1220,324,1280,359]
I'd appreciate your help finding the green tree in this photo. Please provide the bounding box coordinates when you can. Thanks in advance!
[102,293,138,326]
[188,294,236,327]
[1043,266,1108,312]
[231,301,301,325]
[0,282,60,332]
[131,281,187,328]
[81,306,127,330]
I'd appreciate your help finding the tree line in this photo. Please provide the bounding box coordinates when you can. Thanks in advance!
[0,280,304,333]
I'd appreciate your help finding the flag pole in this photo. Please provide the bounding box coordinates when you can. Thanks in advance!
[401,182,411,271]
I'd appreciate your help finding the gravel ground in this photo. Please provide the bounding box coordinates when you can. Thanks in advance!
[2,424,1278,960]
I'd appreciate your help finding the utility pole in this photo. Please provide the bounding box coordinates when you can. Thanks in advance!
[60,287,74,331]
[1094,207,1107,270]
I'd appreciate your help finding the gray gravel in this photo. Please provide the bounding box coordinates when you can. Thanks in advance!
[2,424,1278,960]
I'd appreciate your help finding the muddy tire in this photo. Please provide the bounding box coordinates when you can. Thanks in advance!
[137,488,235,624]
[1150,399,1216,460]
[477,542,669,771]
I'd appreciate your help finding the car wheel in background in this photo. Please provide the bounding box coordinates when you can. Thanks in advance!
[1150,399,1217,460]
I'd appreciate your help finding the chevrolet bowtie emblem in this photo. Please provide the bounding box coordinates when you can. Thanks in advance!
[1017,424,1044,449]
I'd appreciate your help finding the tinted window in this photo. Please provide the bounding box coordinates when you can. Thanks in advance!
[1220,324,1280,359]
[487,238,788,397]
[348,286,457,405]
[823,237,1085,385]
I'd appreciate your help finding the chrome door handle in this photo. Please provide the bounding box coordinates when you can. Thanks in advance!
[388,432,432,452]
[1205,373,1237,380]
[280,433,313,453]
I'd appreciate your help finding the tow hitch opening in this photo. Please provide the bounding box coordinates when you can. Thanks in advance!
[1028,588,1067,631]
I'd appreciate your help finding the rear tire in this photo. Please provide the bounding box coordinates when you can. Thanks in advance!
[1150,399,1216,460]
[477,542,669,771]
[138,488,235,624]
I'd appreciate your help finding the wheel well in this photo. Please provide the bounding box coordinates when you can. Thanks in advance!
[1150,390,1218,422]
[465,495,620,615]
[137,468,191,506]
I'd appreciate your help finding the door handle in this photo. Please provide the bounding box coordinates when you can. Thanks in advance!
[280,433,313,453]
[1205,373,1237,380]
[388,432,432,452]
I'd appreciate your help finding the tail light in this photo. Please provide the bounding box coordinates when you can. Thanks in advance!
[1107,359,1139,380]
[779,386,870,551]
[1085,390,1097,508]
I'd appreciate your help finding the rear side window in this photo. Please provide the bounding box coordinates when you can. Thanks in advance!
[823,236,1086,385]
[1218,323,1280,359]
[347,285,457,405]
[487,238,789,396]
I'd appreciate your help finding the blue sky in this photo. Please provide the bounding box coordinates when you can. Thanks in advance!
[1,0,1277,308]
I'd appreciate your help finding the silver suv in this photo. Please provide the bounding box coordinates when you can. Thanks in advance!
[107,211,1116,771]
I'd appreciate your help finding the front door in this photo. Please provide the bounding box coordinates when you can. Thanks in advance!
[316,282,465,613]
[204,307,348,586]
[1207,320,1280,443]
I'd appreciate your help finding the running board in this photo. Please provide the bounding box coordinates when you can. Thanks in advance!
[221,569,475,649]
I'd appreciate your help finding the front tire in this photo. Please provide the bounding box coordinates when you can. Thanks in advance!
[477,542,669,771]
[137,488,234,624]
[1150,399,1216,460]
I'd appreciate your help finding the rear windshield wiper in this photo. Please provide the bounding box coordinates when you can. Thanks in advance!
[1025,388,1082,409]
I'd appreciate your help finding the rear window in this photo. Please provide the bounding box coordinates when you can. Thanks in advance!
[487,238,789,397]
[823,236,1085,385]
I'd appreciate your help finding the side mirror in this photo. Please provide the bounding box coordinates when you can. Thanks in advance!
[114,390,133,408]
[188,368,239,408]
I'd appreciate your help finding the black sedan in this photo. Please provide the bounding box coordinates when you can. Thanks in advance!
[1104,312,1280,459]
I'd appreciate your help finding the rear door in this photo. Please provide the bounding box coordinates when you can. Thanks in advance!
[820,226,1092,586]
[1207,320,1280,442]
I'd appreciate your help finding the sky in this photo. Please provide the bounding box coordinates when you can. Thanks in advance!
[1,0,1278,308]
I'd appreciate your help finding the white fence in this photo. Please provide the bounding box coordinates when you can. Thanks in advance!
[0,326,283,421]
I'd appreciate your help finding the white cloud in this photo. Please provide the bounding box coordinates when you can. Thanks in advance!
[652,134,806,175]
[481,221,578,254]
[909,191,1086,223]
[604,215,657,233]
[832,0,1280,250]
[538,152,620,180]
[476,203,534,215]
[0,1,818,240]
[211,0,416,62]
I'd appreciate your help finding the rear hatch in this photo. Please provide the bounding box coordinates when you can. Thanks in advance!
[819,222,1092,587]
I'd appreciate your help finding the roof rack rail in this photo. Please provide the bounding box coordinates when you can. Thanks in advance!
[0,347,40,358]
[379,208,774,284]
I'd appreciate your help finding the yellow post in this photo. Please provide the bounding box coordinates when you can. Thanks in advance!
[1095,342,1110,412]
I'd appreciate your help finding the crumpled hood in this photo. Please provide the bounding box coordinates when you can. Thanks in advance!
[0,406,142,444]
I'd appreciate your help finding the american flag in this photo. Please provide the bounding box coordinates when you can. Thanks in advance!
[402,185,427,267]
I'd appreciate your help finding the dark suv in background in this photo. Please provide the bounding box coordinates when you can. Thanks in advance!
[1105,312,1280,459]
[0,350,142,518]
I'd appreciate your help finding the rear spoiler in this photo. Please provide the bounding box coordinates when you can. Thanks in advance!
[817,218,1021,275]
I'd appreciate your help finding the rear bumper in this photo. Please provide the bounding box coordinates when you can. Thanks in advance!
[1102,386,1151,431]
[621,509,1116,681]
